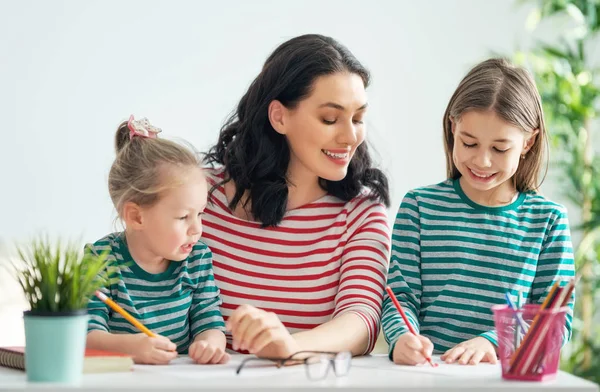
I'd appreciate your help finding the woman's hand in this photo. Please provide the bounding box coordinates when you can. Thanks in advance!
[227,304,300,358]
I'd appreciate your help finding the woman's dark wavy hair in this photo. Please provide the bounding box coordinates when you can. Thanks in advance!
[204,34,390,227]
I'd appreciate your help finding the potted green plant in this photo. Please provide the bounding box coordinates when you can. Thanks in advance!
[12,237,113,384]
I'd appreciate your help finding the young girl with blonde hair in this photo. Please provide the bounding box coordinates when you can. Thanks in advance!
[85,116,228,365]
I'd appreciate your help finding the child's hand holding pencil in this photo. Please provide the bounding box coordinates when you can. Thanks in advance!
[385,286,437,367]
[392,332,435,366]
[129,333,178,365]
[92,290,178,365]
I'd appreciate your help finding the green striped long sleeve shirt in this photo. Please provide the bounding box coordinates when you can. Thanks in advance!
[382,179,575,357]
[86,233,225,354]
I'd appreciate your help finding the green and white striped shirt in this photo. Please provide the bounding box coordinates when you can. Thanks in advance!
[86,233,225,354]
[382,179,575,357]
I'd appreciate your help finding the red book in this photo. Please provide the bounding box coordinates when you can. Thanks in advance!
[0,347,133,373]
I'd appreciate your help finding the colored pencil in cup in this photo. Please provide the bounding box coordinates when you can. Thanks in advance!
[516,291,523,346]
[518,277,577,375]
[385,286,437,367]
[505,293,520,350]
[504,292,528,343]
[94,290,157,338]
[508,281,561,373]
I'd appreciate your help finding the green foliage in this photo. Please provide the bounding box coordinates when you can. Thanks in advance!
[529,0,600,32]
[513,0,600,384]
[513,49,600,214]
[12,237,116,312]
[562,336,600,384]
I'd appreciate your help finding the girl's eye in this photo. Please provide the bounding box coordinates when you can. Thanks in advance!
[494,147,509,153]
[463,142,476,148]
[178,215,188,220]
[198,212,205,217]
[323,119,336,125]
[353,119,364,124]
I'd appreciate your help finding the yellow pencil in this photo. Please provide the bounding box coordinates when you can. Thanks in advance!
[94,290,157,338]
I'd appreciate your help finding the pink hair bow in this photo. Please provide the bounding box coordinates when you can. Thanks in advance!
[127,115,162,139]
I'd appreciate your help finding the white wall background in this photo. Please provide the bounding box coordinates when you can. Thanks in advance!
[0,0,541,346]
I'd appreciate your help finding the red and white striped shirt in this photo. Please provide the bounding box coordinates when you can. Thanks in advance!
[201,168,391,354]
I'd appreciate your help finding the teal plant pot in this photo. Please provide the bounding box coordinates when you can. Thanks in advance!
[23,310,89,384]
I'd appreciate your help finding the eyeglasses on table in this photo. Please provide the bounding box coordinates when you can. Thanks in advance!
[235,350,352,380]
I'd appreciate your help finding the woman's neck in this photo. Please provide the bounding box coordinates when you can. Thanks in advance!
[124,230,170,274]
[286,177,327,210]
[285,157,327,210]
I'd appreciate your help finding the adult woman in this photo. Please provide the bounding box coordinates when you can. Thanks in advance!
[202,34,391,359]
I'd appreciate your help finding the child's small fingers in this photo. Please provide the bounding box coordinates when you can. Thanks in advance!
[443,349,455,363]
[485,351,498,364]
[397,350,422,366]
[417,336,434,357]
[188,343,198,358]
[154,337,177,352]
[404,334,424,351]
[410,349,428,365]
[393,349,410,365]
[192,345,211,364]
[444,346,465,363]
[458,349,475,365]
[211,349,228,364]
[392,347,407,365]
[190,341,207,360]
[154,349,177,364]
[209,349,222,364]
[199,345,216,364]
[469,350,485,365]
[220,352,231,364]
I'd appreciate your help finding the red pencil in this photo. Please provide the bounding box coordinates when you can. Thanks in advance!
[385,286,436,367]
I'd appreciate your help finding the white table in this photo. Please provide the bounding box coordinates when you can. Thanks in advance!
[0,355,597,391]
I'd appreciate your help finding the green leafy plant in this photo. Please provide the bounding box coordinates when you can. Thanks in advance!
[13,237,115,312]
[512,0,600,385]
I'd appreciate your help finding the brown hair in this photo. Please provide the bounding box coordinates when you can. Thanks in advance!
[109,119,200,216]
[443,58,548,193]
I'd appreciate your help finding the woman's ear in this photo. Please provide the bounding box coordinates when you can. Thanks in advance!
[268,100,287,135]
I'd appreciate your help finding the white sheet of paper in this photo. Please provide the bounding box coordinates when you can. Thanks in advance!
[351,355,500,378]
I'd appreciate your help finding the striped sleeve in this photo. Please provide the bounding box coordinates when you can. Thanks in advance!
[531,208,575,345]
[188,244,226,338]
[333,198,390,354]
[478,207,576,347]
[85,243,111,333]
[382,191,422,359]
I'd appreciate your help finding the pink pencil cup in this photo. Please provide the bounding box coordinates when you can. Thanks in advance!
[492,304,568,382]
